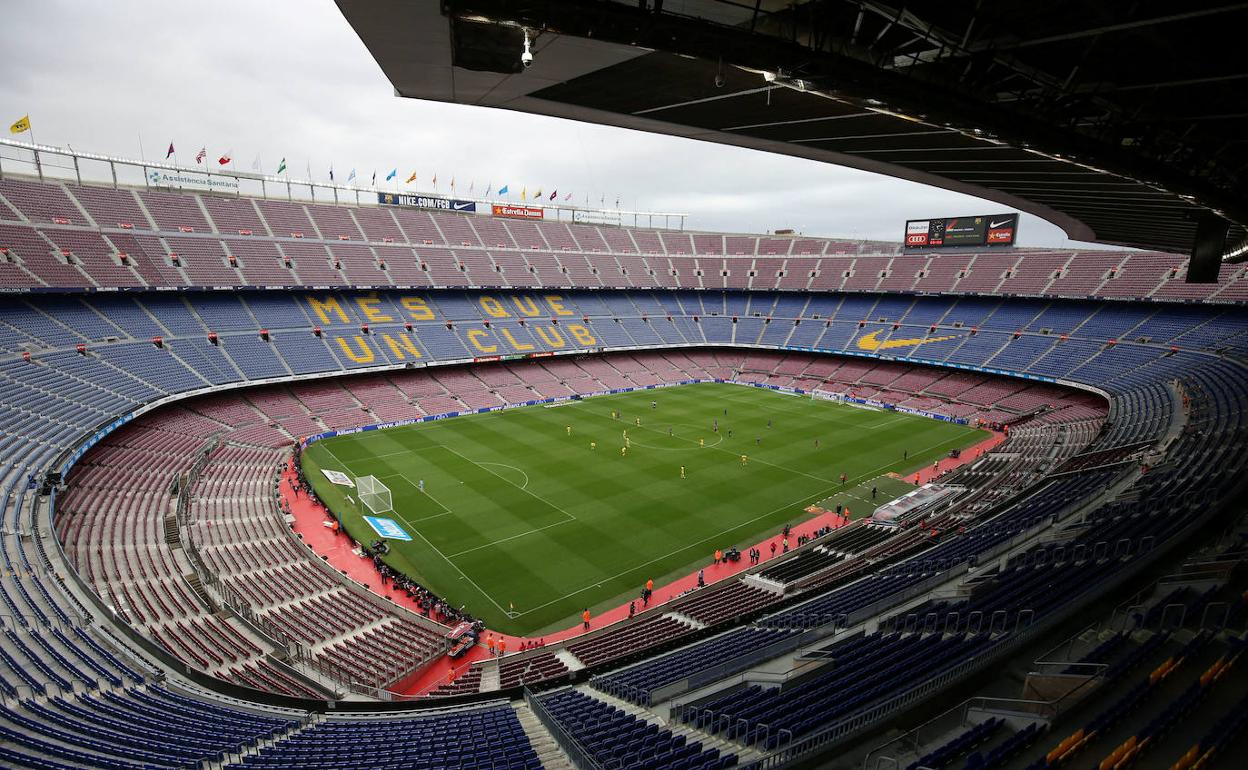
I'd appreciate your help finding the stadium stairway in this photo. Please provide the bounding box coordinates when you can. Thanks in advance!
[554,649,586,673]
[479,659,501,692]
[513,701,577,770]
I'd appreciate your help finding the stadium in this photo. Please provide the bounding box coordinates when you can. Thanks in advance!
[1,1,1247,769]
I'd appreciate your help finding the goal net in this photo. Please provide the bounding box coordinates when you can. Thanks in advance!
[356,475,393,515]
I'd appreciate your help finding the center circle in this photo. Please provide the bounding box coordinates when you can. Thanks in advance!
[626,422,726,451]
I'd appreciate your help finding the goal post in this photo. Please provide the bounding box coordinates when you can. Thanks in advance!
[356,475,393,515]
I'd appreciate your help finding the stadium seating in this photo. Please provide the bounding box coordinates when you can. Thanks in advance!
[226,703,542,770]
[2,176,1247,300]
[539,689,738,770]
[0,172,1245,770]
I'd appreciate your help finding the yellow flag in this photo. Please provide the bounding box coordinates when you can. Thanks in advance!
[521,187,527,200]
[9,115,30,134]
[405,170,417,183]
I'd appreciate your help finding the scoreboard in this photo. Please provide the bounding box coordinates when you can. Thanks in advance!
[904,213,1018,248]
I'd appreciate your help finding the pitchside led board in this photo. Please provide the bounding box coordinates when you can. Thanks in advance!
[904,213,1019,249]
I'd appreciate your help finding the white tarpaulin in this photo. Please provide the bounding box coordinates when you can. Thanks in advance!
[320,469,355,488]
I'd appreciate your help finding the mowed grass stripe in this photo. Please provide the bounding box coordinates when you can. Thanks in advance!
[302,382,986,635]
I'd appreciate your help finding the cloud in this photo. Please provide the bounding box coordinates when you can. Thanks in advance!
[0,0,1101,247]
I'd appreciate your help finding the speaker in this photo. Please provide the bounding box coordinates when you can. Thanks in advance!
[1187,214,1230,283]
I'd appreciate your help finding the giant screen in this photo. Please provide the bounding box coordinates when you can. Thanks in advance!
[905,213,1018,248]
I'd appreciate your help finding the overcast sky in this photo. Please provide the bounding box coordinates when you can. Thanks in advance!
[0,0,1099,247]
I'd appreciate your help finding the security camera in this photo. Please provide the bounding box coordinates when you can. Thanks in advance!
[521,30,534,68]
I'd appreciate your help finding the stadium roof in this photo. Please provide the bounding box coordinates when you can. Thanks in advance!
[338,0,1247,258]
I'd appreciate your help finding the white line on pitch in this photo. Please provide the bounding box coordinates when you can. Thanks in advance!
[475,461,530,490]
[382,473,452,516]
[445,519,574,559]
[434,443,578,523]
[316,444,511,611]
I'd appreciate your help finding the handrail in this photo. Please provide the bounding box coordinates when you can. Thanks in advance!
[524,688,606,770]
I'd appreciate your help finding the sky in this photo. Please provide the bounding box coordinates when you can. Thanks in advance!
[0,0,1099,247]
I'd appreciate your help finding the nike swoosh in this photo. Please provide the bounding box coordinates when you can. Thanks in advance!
[856,329,960,351]
[453,202,474,210]
[989,219,1012,228]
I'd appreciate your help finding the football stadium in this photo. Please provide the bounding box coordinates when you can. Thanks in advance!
[1,1,1247,769]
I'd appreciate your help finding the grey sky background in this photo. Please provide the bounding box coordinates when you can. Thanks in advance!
[0,0,1100,247]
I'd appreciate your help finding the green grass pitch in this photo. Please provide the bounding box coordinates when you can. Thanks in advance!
[301,382,987,636]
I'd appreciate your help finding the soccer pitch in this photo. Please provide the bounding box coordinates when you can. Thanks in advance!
[301,382,987,636]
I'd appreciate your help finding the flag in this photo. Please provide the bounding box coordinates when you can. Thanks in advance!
[450,177,456,189]
[469,180,475,193]
[329,166,335,181]
[277,157,287,174]
[486,182,493,196]
[370,170,376,186]
[498,184,509,196]
[549,189,557,201]
[347,168,356,182]
[521,187,527,200]
[195,147,207,164]
[165,142,175,159]
[218,150,232,165]
[564,192,572,201]
[600,195,605,206]
[405,170,417,183]
[9,115,30,135]
[533,188,542,198]
[251,153,262,171]
[386,168,396,181]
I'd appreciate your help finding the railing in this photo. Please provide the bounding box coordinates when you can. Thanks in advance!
[643,626,823,707]
[524,688,606,770]
[0,137,689,229]
[730,486,1234,770]
[860,669,1105,770]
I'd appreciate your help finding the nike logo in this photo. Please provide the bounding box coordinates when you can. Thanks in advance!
[989,219,1012,228]
[856,329,960,351]
[453,202,474,210]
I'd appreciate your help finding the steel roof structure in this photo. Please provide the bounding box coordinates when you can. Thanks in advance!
[338,0,1248,260]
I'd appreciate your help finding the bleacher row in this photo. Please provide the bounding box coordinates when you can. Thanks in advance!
[1,176,1246,301]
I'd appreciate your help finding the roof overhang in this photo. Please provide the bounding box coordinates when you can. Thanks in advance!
[338,0,1247,256]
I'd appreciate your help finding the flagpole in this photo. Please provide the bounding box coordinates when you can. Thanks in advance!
[28,123,42,181]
